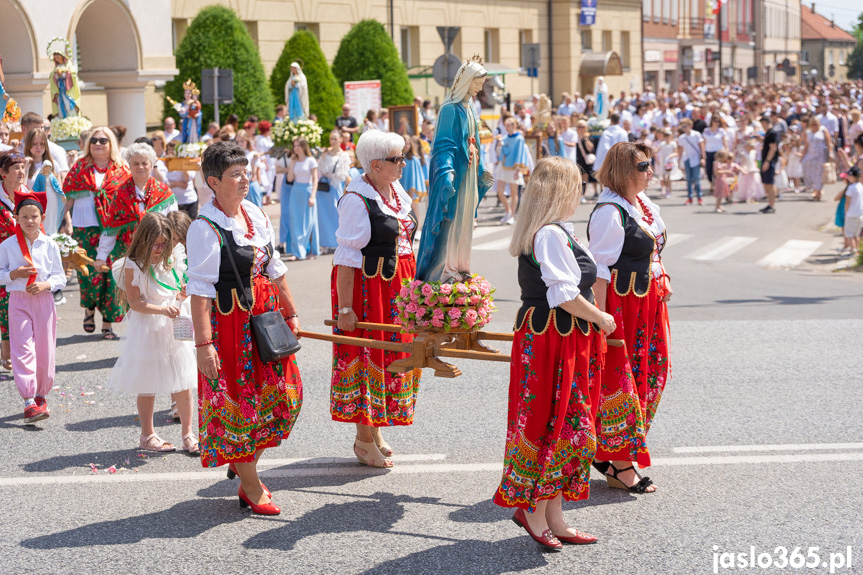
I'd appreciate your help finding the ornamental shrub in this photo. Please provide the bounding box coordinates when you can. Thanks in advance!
[269,30,343,133]
[164,6,274,126]
[332,19,414,108]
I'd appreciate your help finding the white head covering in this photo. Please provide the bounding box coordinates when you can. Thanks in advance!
[445,55,488,105]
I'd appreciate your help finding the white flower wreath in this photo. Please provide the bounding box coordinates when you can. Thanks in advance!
[46,37,73,61]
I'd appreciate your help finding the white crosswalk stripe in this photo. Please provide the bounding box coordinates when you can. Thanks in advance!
[474,236,513,251]
[757,240,823,269]
[685,236,758,261]
[664,233,693,248]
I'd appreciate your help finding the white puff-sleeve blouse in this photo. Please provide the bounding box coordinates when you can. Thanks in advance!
[332,177,414,269]
[587,188,665,281]
[533,223,595,309]
[186,200,287,299]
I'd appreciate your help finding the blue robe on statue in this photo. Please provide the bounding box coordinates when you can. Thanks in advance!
[416,102,492,282]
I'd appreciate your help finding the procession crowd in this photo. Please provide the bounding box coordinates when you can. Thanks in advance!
[0,76,857,552]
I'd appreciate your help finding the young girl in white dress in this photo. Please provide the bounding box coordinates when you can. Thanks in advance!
[108,212,198,453]
[654,129,678,198]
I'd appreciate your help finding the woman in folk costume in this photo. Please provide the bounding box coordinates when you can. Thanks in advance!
[331,130,420,469]
[93,143,177,272]
[285,63,309,123]
[494,157,615,551]
[415,55,494,283]
[587,142,672,494]
[63,128,131,340]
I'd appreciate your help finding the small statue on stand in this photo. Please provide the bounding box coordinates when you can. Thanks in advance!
[167,79,202,144]
[285,62,309,123]
[47,38,81,118]
[594,76,610,123]
[533,93,553,129]
[416,55,494,283]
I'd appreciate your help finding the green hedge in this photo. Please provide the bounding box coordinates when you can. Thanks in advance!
[332,19,414,108]
[164,6,274,126]
[269,30,343,133]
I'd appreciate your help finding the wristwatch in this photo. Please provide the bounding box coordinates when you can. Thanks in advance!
[338,307,353,315]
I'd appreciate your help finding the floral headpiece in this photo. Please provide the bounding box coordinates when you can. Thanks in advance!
[46,37,73,61]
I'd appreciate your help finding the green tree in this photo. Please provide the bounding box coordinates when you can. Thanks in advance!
[332,19,414,108]
[164,6,273,127]
[269,30,343,133]
[848,13,863,79]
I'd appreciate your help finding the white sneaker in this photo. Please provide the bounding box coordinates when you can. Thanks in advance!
[498,213,511,225]
[506,215,515,225]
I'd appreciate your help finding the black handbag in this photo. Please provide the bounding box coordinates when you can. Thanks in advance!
[317,176,331,192]
[219,228,301,363]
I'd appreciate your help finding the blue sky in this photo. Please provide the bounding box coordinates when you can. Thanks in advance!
[808,0,861,32]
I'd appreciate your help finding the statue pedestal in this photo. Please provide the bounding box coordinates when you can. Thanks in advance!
[386,326,510,378]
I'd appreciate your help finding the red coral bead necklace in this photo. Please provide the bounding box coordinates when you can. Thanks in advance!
[364,175,401,213]
[623,194,654,226]
[213,198,255,239]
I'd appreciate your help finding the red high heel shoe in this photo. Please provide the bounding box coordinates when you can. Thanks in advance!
[238,485,280,515]
[227,463,271,497]
[512,508,562,551]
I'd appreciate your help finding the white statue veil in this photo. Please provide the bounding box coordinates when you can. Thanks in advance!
[444,55,488,105]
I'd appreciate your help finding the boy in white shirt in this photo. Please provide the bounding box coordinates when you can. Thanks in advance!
[0,195,67,423]
[842,167,863,254]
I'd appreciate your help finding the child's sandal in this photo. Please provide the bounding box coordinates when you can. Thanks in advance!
[139,433,176,452]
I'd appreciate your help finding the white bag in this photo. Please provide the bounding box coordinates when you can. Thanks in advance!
[173,298,194,341]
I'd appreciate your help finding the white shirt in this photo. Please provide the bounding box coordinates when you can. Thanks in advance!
[96,184,178,260]
[292,156,318,184]
[167,170,197,206]
[561,128,579,163]
[678,131,704,165]
[153,159,168,183]
[533,222,595,309]
[818,112,839,137]
[593,124,629,170]
[186,200,287,300]
[587,188,666,281]
[333,177,414,269]
[71,171,104,228]
[703,128,728,153]
[165,129,181,142]
[846,182,863,218]
[0,232,67,292]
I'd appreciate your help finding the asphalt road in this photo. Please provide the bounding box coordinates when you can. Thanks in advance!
[2,179,862,574]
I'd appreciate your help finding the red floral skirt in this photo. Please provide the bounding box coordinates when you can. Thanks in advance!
[595,275,651,467]
[493,311,603,512]
[643,276,671,430]
[330,254,421,426]
[198,275,303,467]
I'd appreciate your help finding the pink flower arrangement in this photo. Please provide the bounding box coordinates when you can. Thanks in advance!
[395,274,495,332]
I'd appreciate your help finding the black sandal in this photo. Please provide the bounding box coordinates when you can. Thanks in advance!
[83,309,96,333]
[101,328,119,341]
[591,460,610,475]
[604,463,654,493]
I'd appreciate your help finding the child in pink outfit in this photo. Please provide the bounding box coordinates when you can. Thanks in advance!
[0,196,66,424]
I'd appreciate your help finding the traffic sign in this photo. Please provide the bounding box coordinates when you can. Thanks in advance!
[527,68,539,78]
[436,27,460,52]
[522,43,541,70]
[433,53,462,87]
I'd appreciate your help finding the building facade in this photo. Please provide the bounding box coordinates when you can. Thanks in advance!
[0,0,176,139]
[801,3,856,83]
[757,0,801,83]
[642,0,683,91]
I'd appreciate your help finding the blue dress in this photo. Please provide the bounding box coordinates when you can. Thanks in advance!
[286,157,320,259]
[501,133,529,169]
[289,82,304,123]
[399,157,427,197]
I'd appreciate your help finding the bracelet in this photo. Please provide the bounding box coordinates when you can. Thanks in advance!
[286,314,298,319]
[195,340,214,348]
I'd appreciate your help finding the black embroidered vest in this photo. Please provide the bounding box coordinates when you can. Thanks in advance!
[588,202,654,296]
[342,192,417,280]
[199,216,272,314]
[515,224,598,336]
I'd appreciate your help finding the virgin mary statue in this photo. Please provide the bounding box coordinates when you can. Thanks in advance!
[416,55,494,283]
[285,62,309,123]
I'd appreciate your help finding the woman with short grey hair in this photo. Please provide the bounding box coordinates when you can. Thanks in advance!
[330,129,420,469]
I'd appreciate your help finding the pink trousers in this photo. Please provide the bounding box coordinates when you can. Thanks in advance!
[9,291,56,400]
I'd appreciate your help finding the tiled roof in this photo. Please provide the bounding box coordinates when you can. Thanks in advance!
[801,5,856,42]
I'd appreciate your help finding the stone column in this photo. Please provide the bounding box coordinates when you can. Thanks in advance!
[104,85,147,142]
[3,74,49,118]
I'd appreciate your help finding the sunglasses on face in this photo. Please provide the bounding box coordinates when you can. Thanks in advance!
[636,161,651,172]
[91,138,110,145]
[381,155,406,164]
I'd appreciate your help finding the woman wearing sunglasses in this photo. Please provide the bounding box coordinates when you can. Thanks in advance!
[330,130,421,469]
[63,128,131,340]
[586,141,672,494]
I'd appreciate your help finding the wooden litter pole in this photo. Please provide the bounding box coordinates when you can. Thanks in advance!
[297,330,408,353]
[433,347,511,363]
[323,319,402,333]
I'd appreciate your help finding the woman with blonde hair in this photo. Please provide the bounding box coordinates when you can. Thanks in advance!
[63,127,130,339]
[285,137,319,260]
[587,142,671,493]
[494,156,615,551]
